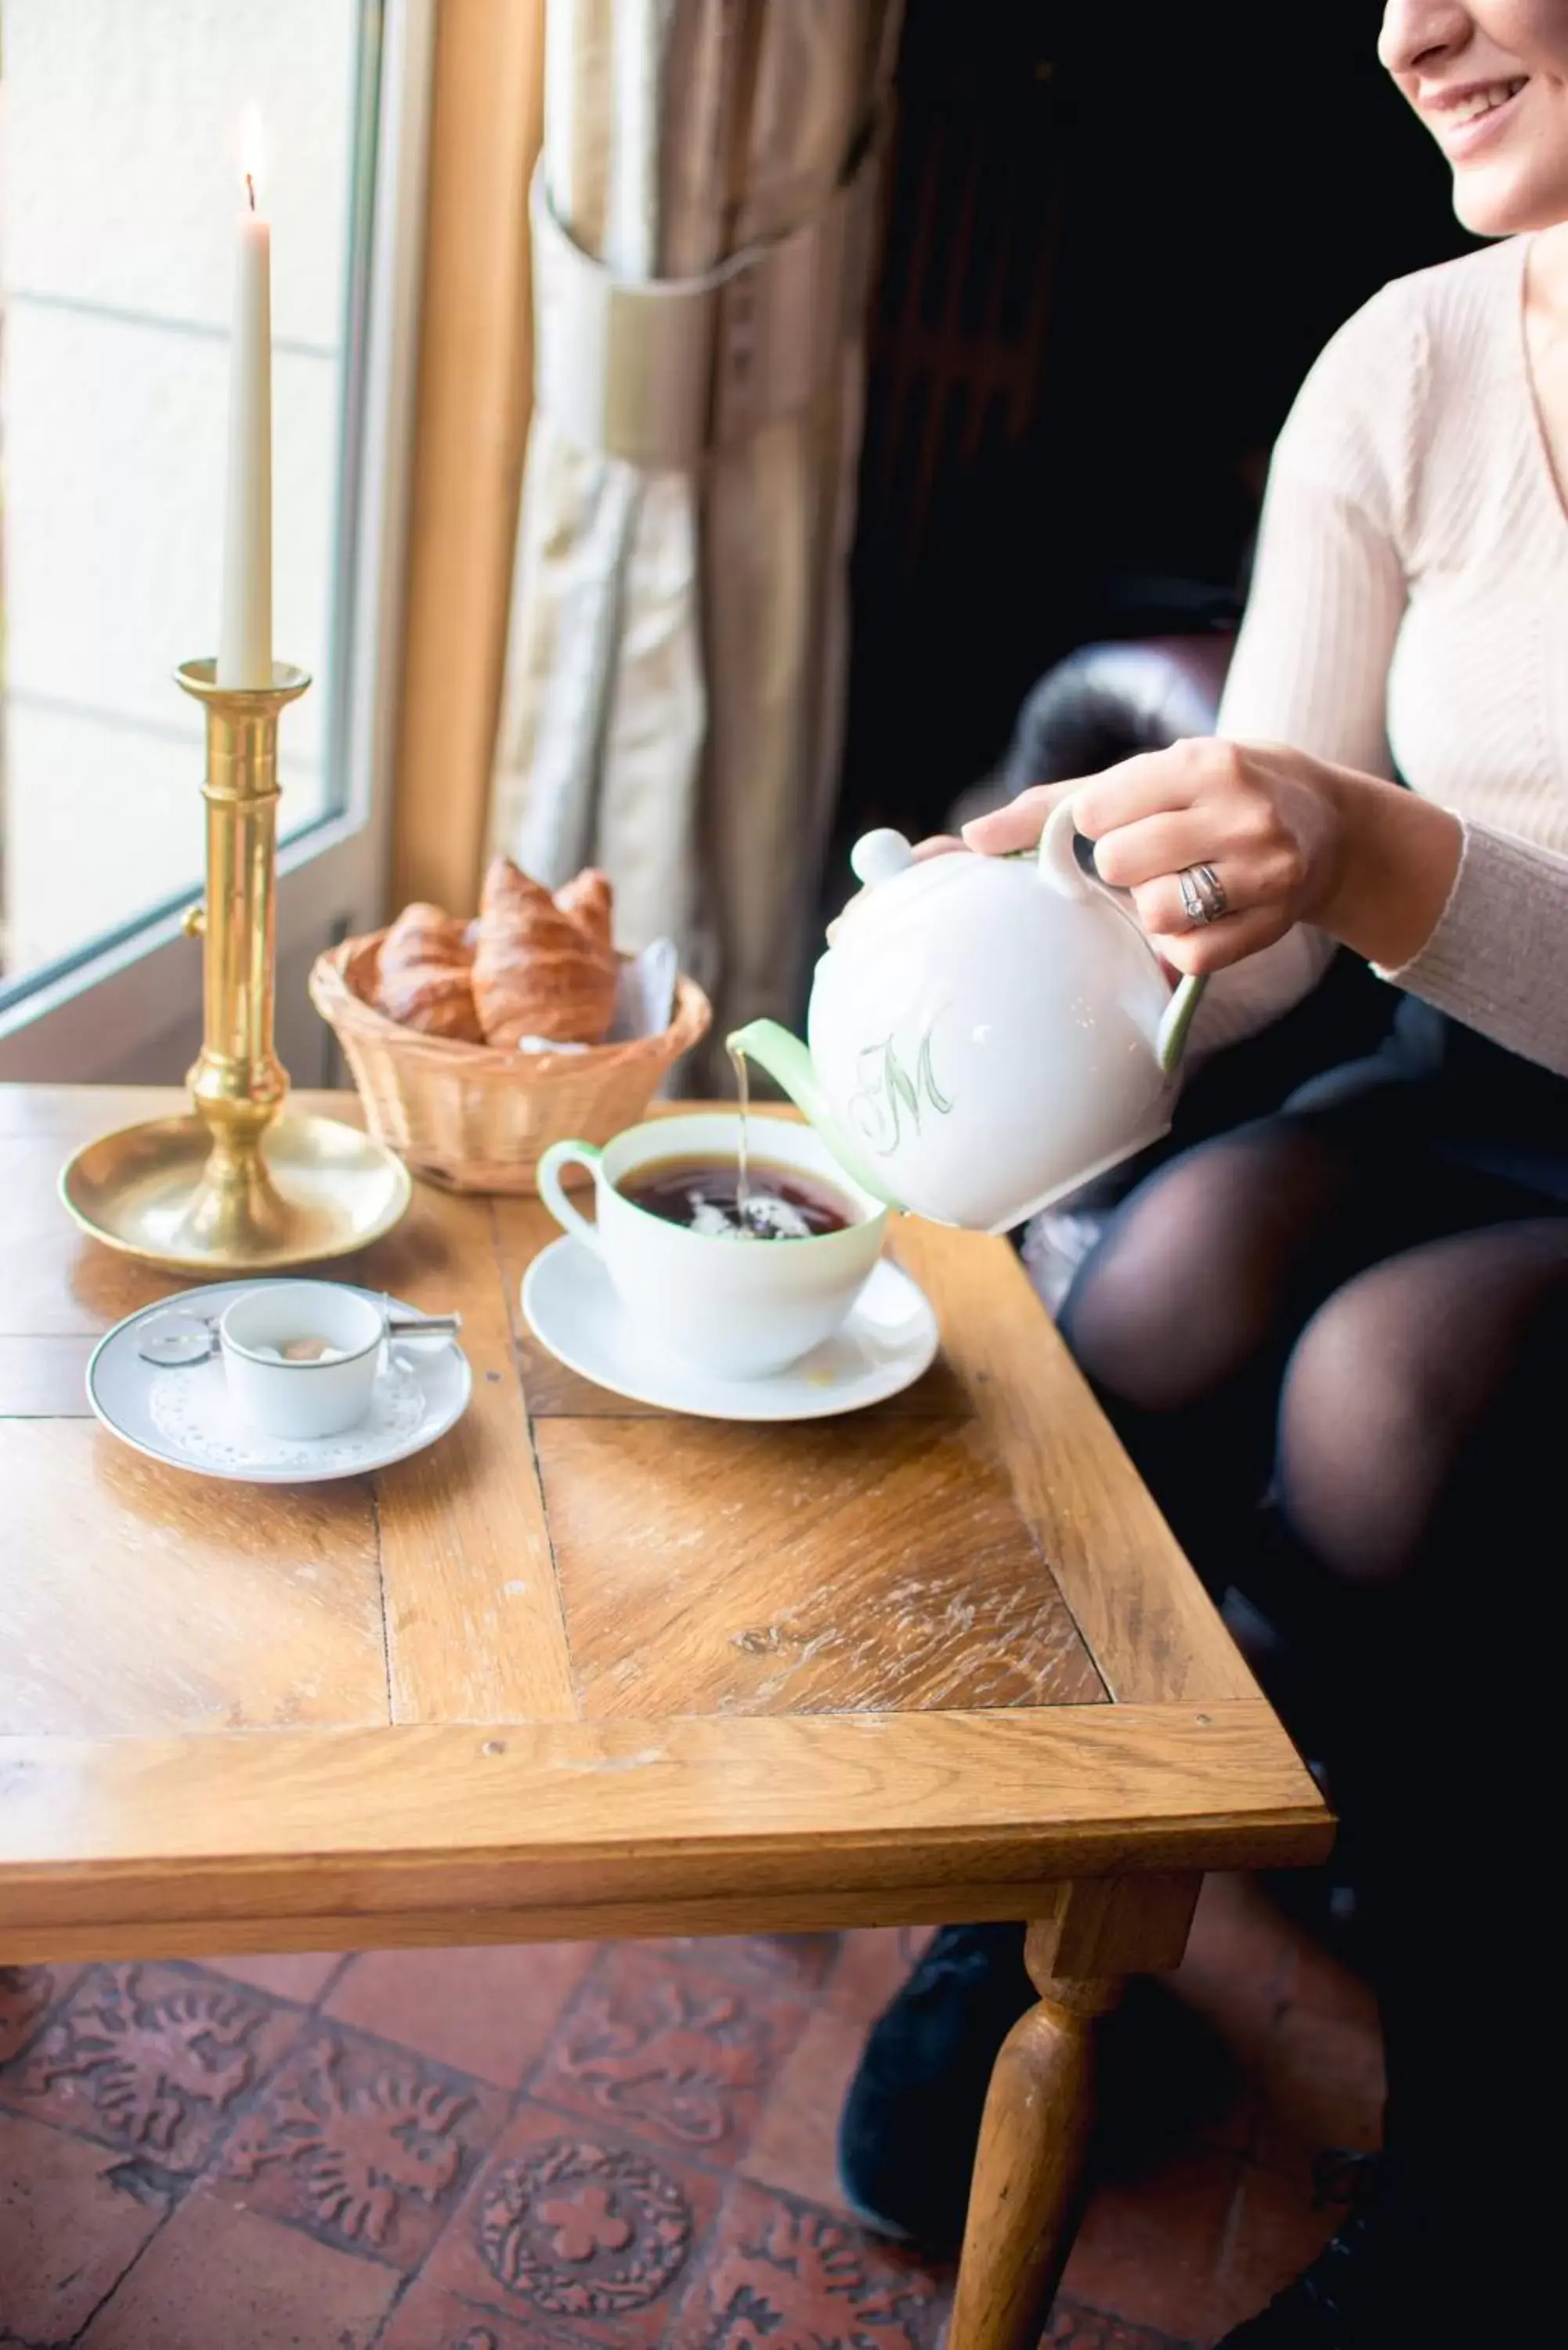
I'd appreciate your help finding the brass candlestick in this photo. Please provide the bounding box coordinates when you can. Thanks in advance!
[60,659,410,1273]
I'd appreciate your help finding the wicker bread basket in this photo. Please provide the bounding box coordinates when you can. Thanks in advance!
[309,931,712,1195]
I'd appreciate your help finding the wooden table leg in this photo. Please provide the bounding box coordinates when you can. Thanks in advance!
[945,1874,1201,2350]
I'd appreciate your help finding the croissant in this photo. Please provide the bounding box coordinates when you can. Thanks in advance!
[472,858,619,1046]
[377,902,482,1041]
[552,866,614,954]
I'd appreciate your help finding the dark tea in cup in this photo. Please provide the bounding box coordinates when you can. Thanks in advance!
[537,1112,888,1376]
[618,1155,858,1240]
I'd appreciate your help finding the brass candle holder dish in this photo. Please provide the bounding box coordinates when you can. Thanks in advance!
[60,660,412,1273]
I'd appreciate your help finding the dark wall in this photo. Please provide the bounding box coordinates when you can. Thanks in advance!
[834,2,1477,859]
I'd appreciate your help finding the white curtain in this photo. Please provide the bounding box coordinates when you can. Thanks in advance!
[489,0,901,1074]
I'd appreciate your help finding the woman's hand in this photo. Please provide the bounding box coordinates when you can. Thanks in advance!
[962,737,1463,975]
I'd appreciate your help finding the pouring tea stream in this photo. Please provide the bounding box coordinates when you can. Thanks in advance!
[728,803,1205,1235]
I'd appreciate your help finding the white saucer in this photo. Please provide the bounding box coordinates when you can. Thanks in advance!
[87,1281,472,1483]
[522,1238,940,1422]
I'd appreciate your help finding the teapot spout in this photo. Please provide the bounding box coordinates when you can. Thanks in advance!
[725,1021,902,1208]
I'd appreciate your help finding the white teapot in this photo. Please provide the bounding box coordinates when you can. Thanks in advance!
[728,802,1205,1234]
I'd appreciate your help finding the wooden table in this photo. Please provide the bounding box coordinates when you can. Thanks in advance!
[0,1086,1331,2348]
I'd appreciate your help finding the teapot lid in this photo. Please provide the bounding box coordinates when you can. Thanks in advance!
[850,830,918,888]
[834,830,988,942]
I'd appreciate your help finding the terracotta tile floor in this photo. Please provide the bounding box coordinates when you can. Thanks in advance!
[0,1875,1381,2350]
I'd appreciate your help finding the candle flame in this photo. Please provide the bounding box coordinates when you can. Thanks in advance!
[238,104,266,208]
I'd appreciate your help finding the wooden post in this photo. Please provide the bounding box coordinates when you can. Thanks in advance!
[390,0,547,917]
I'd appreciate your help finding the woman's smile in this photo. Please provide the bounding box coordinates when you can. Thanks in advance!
[1380,2,1568,231]
[1422,72,1532,157]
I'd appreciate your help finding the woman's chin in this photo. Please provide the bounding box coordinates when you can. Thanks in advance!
[1450,157,1568,237]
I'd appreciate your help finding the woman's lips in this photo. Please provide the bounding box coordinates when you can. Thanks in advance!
[1428,78,1529,161]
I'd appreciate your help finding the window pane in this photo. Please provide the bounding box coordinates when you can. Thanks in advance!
[0,0,370,993]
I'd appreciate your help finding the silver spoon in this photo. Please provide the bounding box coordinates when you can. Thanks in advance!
[137,1303,462,1368]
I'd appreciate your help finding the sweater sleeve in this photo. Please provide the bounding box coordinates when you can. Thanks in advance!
[1190,287,1416,1057]
[1377,819,1568,1073]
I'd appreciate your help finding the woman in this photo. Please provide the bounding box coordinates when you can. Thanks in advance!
[840,5,1568,2341]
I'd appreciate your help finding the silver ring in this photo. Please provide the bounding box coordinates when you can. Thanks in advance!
[1177,861,1227,925]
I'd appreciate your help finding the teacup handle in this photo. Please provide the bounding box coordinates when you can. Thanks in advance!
[537,1140,604,1256]
[1038,796,1205,1079]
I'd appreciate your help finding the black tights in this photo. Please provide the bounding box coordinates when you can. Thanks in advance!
[1060,1109,1568,1625]
[1058,1102,1568,2273]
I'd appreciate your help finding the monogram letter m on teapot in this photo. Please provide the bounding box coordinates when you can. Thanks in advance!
[729,808,1205,1235]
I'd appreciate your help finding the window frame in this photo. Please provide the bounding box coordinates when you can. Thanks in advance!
[0,0,437,1083]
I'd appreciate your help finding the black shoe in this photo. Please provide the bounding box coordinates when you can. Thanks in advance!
[1217,2158,1389,2347]
[837,1923,1035,2252]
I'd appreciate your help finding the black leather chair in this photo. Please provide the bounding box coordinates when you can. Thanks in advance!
[948,633,1237,835]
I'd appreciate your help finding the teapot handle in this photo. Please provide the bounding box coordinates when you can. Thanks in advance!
[1038,797,1205,1079]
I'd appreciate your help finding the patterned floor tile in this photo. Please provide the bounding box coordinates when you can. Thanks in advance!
[1248,2006,1386,2180]
[824,1929,927,2019]
[1045,2299,1191,2349]
[1061,2148,1245,2341]
[193,1951,347,2003]
[421,2099,724,2349]
[1287,1932,1379,2034]
[0,1963,299,2174]
[0,1965,78,2068]
[1205,2160,1341,2339]
[77,2187,398,2349]
[529,1943,807,2162]
[215,2024,508,2269]
[667,2178,944,2350]
[1172,1876,1295,2060]
[324,1942,597,2089]
[738,2005,868,2214]
[0,2109,170,2347]
[374,2276,583,2349]
[0,1883,1386,2350]
[649,1936,840,1994]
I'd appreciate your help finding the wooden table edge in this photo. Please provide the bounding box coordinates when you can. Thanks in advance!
[0,1844,1332,1966]
[0,1701,1331,1954]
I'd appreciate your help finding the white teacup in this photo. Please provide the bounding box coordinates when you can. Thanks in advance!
[219,1282,385,1440]
[537,1114,888,1379]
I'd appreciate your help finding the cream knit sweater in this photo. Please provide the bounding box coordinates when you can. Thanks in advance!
[1197,235,1568,1075]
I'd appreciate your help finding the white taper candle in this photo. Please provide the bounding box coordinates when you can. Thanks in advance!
[217,109,273,688]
